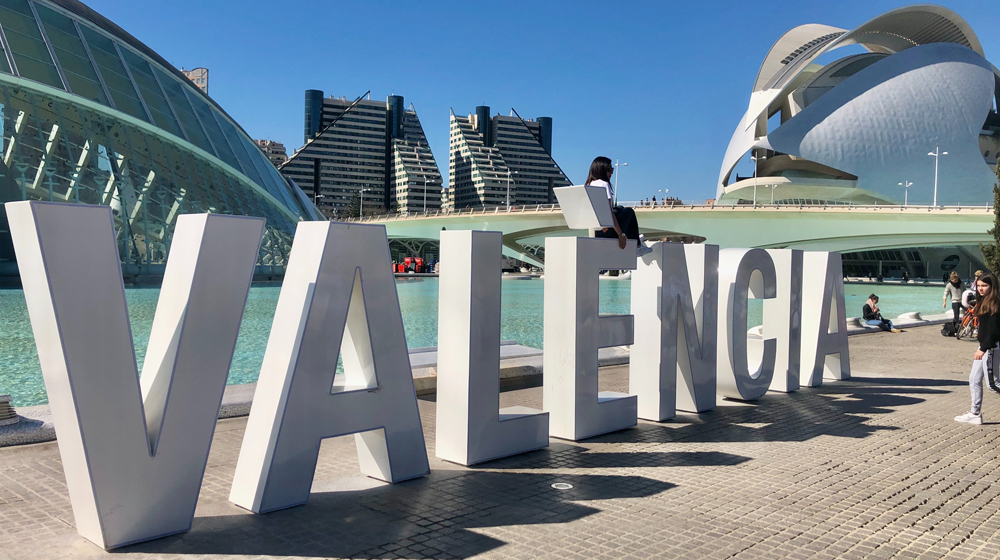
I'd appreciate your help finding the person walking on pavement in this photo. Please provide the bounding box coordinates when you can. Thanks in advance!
[944,272,965,326]
[956,273,1000,425]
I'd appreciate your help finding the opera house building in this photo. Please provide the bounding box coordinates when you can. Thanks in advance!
[0,0,321,281]
[718,5,1000,207]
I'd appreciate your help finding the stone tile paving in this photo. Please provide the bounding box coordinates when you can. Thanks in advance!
[1,326,999,558]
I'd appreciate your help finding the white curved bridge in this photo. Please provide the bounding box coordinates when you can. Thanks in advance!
[354,203,993,267]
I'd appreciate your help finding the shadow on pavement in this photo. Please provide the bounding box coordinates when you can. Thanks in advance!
[584,376,951,446]
[118,471,674,559]
[483,448,751,470]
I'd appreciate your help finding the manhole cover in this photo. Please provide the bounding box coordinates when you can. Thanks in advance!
[551,483,573,490]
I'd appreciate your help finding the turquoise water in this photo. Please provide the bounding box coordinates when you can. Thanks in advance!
[0,279,947,407]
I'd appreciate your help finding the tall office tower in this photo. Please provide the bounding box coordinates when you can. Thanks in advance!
[389,97,443,213]
[181,67,208,94]
[255,139,287,167]
[280,91,440,217]
[447,106,570,210]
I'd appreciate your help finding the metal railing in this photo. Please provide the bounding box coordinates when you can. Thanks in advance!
[344,201,994,223]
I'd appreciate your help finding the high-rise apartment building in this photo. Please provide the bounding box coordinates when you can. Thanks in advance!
[447,106,570,211]
[255,139,287,167]
[181,67,208,94]
[280,91,441,217]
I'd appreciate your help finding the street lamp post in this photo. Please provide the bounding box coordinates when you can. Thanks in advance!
[927,147,947,207]
[614,159,628,206]
[766,183,778,204]
[750,153,765,206]
[657,188,668,206]
[898,180,913,206]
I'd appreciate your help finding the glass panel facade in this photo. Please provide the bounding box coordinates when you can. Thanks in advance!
[0,0,61,88]
[0,0,316,271]
[182,85,241,170]
[32,4,106,104]
[150,66,214,155]
[0,33,13,73]
[0,81,297,269]
[116,46,182,138]
[76,25,147,122]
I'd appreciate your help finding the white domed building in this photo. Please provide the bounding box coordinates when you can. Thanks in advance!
[718,5,999,208]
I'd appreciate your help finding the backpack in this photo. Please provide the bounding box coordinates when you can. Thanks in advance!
[941,322,957,337]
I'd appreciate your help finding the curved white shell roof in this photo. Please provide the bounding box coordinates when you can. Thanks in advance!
[719,5,999,200]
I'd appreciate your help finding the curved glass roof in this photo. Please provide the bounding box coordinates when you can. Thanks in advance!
[0,0,314,220]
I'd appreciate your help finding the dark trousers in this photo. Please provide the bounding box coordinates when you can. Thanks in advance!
[953,302,962,325]
[595,206,640,247]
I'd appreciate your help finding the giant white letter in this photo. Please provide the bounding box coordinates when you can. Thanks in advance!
[718,248,777,401]
[630,242,718,421]
[7,201,263,549]
[543,236,637,441]
[435,230,548,465]
[765,249,803,393]
[229,221,428,514]
[800,251,851,386]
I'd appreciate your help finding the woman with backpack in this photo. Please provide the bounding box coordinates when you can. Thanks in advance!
[956,272,1000,425]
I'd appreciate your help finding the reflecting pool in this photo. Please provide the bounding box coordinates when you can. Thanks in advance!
[0,278,948,406]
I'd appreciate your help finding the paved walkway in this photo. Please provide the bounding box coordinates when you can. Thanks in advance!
[1,326,999,559]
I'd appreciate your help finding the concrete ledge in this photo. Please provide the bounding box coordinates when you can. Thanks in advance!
[0,312,948,448]
[0,343,631,448]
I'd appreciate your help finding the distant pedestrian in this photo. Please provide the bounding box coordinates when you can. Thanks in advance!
[863,294,900,332]
[944,272,964,326]
[902,270,909,283]
[652,196,657,205]
[956,273,1000,425]
[944,272,950,284]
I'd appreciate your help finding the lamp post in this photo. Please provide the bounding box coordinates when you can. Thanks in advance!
[898,180,913,206]
[750,153,765,206]
[766,183,778,204]
[614,159,627,206]
[927,147,947,207]
[657,188,668,206]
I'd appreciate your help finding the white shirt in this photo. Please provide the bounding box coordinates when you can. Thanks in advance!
[590,179,613,200]
[962,288,976,308]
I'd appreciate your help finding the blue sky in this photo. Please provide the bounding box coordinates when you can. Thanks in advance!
[84,0,998,203]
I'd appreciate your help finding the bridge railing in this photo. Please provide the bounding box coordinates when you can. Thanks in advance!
[343,201,993,223]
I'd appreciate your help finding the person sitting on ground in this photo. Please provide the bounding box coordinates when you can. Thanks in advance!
[944,272,965,326]
[956,273,1000,425]
[586,156,652,257]
[863,295,901,333]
